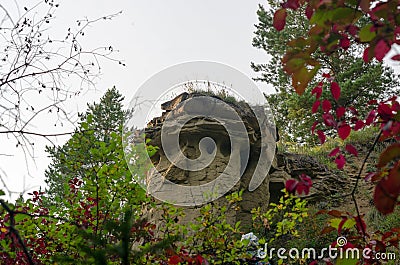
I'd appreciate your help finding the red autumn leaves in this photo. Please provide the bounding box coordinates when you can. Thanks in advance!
[167,248,208,265]
[273,8,287,31]
[275,1,399,262]
[330,82,340,101]
[310,80,400,214]
[311,76,351,144]
[327,144,357,170]
[374,158,400,214]
[337,124,351,141]
[310,77,399,170]
[311,76,349,149]
[274,0,400,217]
[274,0,400,95]
[370,98,400,214]
[285,174,313,195]
[286,74,399,211]
[361,1,400,62]
[272,0,295,31]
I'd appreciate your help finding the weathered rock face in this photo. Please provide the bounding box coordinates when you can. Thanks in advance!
[145,92,349,229]
[268,153,350,204]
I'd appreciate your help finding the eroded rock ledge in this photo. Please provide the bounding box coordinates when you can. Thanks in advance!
[145,92,350,228]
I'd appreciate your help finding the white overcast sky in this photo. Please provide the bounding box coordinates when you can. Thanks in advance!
[54,0,274,97]
[1,0,273,200]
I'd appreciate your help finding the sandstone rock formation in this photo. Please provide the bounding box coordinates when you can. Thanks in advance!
[145,92,350,229]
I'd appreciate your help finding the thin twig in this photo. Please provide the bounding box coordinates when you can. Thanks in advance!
[0,130,74,137]
[351,129,383,241]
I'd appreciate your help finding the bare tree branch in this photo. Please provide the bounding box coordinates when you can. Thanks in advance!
[0,1,123,192]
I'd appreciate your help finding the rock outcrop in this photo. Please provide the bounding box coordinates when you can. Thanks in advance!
[145,92,350,228]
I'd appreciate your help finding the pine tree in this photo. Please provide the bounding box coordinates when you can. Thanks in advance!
[39,87,150,262]
[44,87,138,206]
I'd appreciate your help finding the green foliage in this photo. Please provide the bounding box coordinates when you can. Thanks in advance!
[278,126,380,172]
[183,81,244,105]
[252,190,308,242]
[4,1,400,263]
[179,191,250,264]
[367,205,400,233]
[253,2,399,144]
[252,190,309,263]
[27,88,160,264]
[44,87,127,204]
[1,88,258,264]
[288,205,337,254]
[252,2,309,92]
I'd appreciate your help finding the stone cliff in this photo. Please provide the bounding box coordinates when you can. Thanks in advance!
[145,92,350,228]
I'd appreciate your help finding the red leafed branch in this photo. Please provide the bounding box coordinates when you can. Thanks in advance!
[278,0,400,256]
